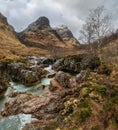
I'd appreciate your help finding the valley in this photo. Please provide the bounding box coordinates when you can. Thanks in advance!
[0,12,117,130]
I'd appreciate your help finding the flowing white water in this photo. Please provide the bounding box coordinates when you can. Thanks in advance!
[44,65,54,73]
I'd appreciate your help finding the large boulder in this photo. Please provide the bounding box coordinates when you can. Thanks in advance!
[53,54,100,73]
[55,71,71,88]
[49,71,72,92]
[49,79,63,92]
[7,62,47,86]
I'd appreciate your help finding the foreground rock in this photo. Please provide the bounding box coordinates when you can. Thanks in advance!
[23,71,118,130]
[1,68,118,130]
[1,92,64,120]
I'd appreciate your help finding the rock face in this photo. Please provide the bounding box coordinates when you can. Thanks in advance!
[53,54,100,73]
[24,17,50,32]
[0,13,7,24]
[54,25,80,46]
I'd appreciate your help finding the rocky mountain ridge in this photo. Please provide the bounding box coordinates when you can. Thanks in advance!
[18,16,79,49]
[24,16,50,32]
[54,24,79,46]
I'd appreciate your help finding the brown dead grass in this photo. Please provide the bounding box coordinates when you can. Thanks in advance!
[100,39,118,68]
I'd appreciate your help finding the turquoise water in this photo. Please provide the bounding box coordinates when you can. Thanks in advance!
[0,114,32,130]
[41,77,52,85]
[9,82,40,94]
[9,77,52,94]
[0,77,52,130]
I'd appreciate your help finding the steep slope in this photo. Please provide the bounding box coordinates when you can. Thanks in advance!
[100,32,118,64]
[0,13,28,62]
[18,17,66,49]
[54,25,80,47]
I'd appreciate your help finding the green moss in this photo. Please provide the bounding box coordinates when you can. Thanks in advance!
[88,81,106,96]
[89,81,98,88]
[95,85,106,96]
[81,87,92,97]
[108,119,118,128]
[66,99,91,124]
[78,99,91,122]
[104,96,118,111]
[79,107,91,122]
[79,99,90,108]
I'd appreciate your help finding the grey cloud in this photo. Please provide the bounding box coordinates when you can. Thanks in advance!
[0,0,118,38]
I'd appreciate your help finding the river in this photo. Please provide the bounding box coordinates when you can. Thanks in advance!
[0,65,53,130]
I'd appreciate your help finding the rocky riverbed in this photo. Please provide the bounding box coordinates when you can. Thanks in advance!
[0,55,117,130]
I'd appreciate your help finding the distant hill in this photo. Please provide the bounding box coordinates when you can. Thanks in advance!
[18,16,79,49]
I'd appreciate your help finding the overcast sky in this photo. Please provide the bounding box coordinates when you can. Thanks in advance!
[0,0,118,38]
